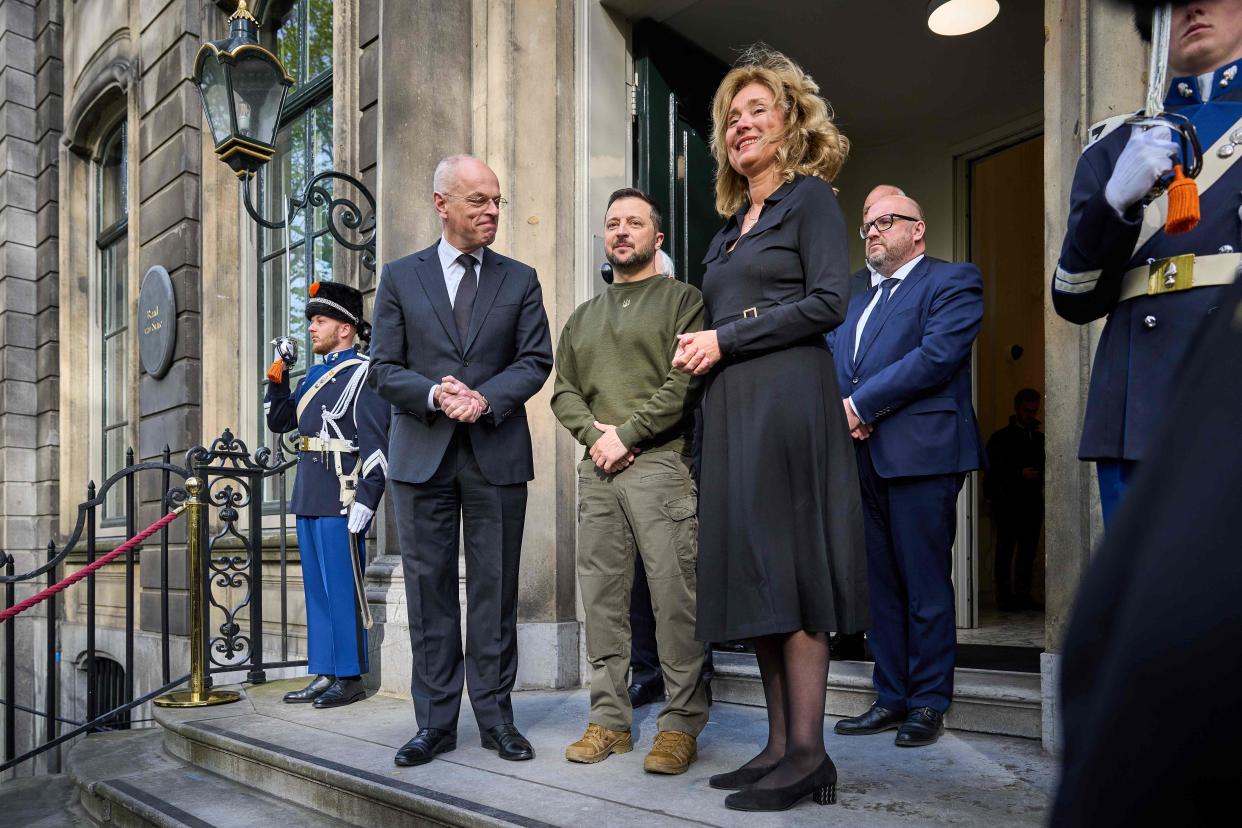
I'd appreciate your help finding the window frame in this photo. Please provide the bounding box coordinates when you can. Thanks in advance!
[95,118,130,527]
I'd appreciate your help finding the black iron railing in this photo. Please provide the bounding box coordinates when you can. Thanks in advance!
[0,429,301,773]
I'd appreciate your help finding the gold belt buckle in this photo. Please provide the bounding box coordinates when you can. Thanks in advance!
[1148,254,1195,296]
[742,306,758,318]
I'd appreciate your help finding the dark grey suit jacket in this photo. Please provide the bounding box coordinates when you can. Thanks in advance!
[367,243,553,485]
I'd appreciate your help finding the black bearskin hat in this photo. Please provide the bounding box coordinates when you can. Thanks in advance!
[306,281,371,342]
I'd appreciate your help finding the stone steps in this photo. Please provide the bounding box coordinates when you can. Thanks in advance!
[711,653,1042,739]
[65,729,353,828]
[145,679,1052,827]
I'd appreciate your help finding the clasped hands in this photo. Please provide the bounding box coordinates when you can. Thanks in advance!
[436,375,488,423]
[590,422,639,474]
[672,330,721,376]
[844,399,873,441]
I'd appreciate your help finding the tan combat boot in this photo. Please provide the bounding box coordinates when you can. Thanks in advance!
[565,723,633,763]
[643,730,697,774]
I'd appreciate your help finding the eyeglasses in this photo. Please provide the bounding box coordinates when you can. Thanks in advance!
[440,193,509,209]
[859,213,920,238]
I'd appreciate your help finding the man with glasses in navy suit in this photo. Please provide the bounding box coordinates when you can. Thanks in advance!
[827,194,984,748]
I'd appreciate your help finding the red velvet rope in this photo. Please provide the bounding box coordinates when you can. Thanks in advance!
[0,509,184,624]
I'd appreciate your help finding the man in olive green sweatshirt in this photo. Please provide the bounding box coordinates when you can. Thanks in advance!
[551,188,708,775]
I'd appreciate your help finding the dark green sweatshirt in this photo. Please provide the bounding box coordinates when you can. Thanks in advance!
[551,275,704,455]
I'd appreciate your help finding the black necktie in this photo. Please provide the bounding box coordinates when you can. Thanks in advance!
[453,253,477,343]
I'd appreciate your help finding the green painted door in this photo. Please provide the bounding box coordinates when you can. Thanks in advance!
[634,23,726,289]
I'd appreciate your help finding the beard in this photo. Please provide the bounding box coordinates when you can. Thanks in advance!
[866,234,914,275]
[606,238,658,273]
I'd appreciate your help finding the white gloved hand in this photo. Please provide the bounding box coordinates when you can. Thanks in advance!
[347,502,374,534]
[1104,125,1178,217]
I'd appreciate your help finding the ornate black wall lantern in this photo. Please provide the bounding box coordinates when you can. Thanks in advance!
[193,0,377,273]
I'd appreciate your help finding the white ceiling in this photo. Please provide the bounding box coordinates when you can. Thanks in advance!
[608,0,1044,147]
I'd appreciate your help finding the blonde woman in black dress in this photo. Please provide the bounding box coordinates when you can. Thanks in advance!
[673,46,867,812]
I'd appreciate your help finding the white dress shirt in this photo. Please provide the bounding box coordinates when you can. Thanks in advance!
[852,254,924,358]
[847,254,924,423]
[428,238,485,410]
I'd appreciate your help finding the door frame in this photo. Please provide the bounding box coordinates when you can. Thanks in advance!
[950,114,1043,629]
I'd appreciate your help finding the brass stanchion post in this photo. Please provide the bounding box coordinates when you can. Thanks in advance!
[155,477,241,707]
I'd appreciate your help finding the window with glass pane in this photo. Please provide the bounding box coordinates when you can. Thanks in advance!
[97,122,129,523]
[257,0,334,507]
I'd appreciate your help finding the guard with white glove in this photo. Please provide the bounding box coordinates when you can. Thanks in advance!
[263,280,390,710]
[348,502,374,534]
[1104,125,1179,217]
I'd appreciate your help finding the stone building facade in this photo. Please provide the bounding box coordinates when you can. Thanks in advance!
[0,0,1153,773]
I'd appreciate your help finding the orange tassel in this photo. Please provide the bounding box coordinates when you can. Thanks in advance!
[266,357,285,385]
[1164,164,1200,235]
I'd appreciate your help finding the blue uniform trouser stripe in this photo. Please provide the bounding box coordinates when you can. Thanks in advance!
[296,515,368,677]
[1096,460,1139,527]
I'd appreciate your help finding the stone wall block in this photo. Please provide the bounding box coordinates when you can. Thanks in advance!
[2,238,36,276]
[138,174,199,245]
[138,403,200,459]
[0,0,36,39]
[139,357,199,417]
[33,19,57,67]
[0,203,37,245]
[0,100,37,141]
[0,134,36,174]
[0,271,36,312]
[0,64,35,106]
[0,168,36,209]
[0,29,35,68]
[137,125,198,202]
[0,308,36,345]
[33,53,58,105]
[0,411,36,447]
[139,39,195,118]
[169,309,199,362]
[138,85,197,161]
[139,219,198,274]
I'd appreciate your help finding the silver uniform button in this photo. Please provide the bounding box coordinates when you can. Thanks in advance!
[1220,143,1236,159]
[1143,315,1158,329]
[1220,245,1235,254]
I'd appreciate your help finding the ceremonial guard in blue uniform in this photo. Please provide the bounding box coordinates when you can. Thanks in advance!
[1053,1,1242,522]
[265,281,390,708]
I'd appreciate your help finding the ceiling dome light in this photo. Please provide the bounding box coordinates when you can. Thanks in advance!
[927,0,1000,36]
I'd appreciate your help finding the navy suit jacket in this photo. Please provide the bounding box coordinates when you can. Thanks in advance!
[367,243,553,485]
[829,256,985,479]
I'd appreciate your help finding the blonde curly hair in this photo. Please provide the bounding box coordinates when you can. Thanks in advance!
[710,45,850,217]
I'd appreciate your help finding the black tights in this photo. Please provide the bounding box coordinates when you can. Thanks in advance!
[739,629,830,788]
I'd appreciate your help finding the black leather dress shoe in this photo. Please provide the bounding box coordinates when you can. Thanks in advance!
[283,675,334,704]
[833,704,905,735]
[481,723,534,761]
[895,707,945,747]
[394,728,456,766]
[627,679,665,709]
[312,677,366,709]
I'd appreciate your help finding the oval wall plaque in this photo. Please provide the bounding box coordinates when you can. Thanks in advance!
[138,266,177,379]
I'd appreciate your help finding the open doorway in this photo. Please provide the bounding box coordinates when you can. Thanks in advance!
[609,0,1045,671]
[956,134,1046,666]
